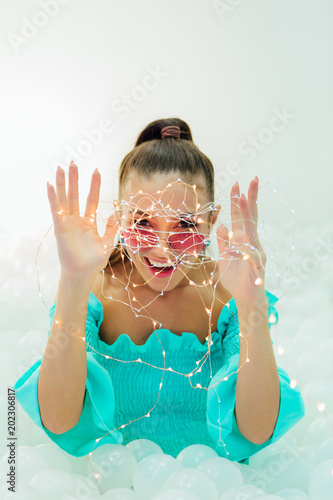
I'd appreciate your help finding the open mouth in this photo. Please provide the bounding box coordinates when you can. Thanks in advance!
[144,256,180,276]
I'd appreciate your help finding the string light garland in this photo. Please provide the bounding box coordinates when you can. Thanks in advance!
[33,177,295,494]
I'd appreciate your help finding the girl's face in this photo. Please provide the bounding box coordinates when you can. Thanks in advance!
[119,172,220,293]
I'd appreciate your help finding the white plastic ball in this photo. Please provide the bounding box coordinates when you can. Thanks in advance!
[164,467,219,500]
[65,453,90,476]
[219,484,265,499]
[295,350,332,385]
[275,487,310,498]
[34,443,72,473]
[28,469,80,499]
[0,483,43,500]
[17,330,45,366]
[287,408,314,445]
[126,439,163,463]
[87,444,137,492]
[252,496,283,499]
[133,453,182,500]
[308,459,333,500]
[239,466,267,490]
[249,435,299,470]
[301,414,333,447]
[14,446,51,482]
[176,444,218,468]
[258,445,318,494]
[70,473,101,498]
[14,405,39,445]
[0,353,19,388]
[101,486,138,499]
[151,488,201,500]
[317,438,333,463]
[197,456,243,495]
[303,380,333,418]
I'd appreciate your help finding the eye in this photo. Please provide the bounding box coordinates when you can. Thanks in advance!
[133,218,198,229]
[180,219,198,229]
[133,218,149,227]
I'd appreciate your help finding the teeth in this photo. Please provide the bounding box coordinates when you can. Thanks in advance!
[147,258,177,268]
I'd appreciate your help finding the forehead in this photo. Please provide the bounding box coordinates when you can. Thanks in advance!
[120,172,208,217]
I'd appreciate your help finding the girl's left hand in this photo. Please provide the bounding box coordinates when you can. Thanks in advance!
[216,177,267,303]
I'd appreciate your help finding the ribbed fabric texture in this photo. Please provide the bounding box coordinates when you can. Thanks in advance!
[14,288,306,463]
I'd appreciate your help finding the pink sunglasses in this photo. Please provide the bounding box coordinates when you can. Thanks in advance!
[120,227,211,255]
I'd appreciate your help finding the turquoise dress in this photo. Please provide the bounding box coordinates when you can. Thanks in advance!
[13,289,305,465]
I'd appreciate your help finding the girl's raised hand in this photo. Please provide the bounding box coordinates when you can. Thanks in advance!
[216,177,267,303]
[47,161,120,279]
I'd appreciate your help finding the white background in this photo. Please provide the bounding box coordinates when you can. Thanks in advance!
[0,0,332,272]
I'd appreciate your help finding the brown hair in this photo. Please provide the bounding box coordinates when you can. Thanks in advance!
[103,117,215,271]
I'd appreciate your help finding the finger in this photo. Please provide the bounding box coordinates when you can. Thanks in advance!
[247,176,258,224]
[68,162,80,215]
[55,166,68,213]
[230,182,244,234]
[84,168,101,223]
[46,181,62,226]
[216,223,231,252]
[239,193,257,243]
[225,243,263,278]
[102,212,121,252]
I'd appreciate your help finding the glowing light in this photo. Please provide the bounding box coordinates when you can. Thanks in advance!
[34,174,290,493]
[269,313,277,323]
[316,402,326,412]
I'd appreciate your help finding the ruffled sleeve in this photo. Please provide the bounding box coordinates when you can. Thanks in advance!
[206,290,305,464]
[13,293,123,457]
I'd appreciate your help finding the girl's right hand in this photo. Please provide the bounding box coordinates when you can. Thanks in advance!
[47,161,121,279]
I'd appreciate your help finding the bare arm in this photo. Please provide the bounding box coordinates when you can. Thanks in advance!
[38,162,119,434]
[38,272,97,434]
[235,295,280,445]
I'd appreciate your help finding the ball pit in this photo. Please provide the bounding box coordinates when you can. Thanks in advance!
[1,224,333,499]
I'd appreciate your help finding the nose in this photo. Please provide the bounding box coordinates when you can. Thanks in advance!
[149,231,174,260]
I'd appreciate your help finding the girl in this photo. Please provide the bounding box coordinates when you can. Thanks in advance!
[14,118,305,465]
